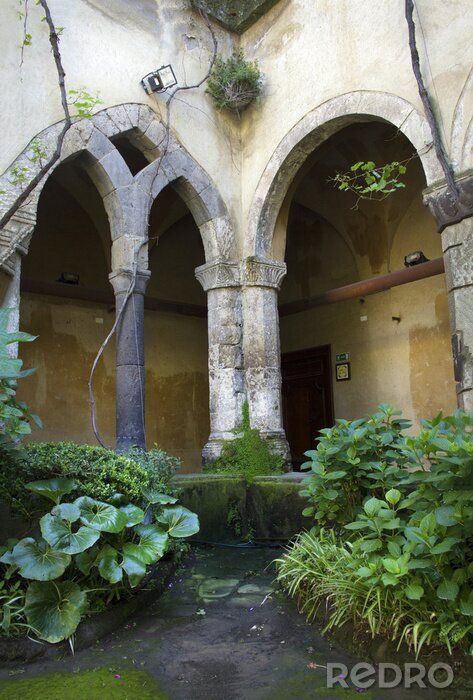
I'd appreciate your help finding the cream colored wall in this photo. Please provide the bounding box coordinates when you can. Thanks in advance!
[240,0,473,223]
[2,1,472,254]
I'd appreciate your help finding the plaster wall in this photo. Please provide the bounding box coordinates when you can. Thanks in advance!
[2,1,472,254]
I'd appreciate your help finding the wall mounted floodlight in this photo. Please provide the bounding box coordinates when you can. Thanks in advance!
[404,251,429,267]
[57,272,79,285]
[141,65,177,94]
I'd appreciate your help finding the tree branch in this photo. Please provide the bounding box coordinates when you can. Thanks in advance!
[405,0,458,197]
[0,0,72,233]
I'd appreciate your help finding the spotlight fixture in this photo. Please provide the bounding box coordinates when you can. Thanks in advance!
[57,272,79,285]
[404,251,429,267]
[141,65,177,94]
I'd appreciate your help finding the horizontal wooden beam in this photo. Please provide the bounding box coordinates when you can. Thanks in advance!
[279,257,445,317]
[20,278,208,318]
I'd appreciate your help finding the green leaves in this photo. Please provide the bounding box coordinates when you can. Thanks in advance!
[40,509,100,555]
[74,496,128,533]
[25,580,87,643]
[11,538,71,581]
[436,580,459,601]
[124,524,168,565]
[157,506,200,538]
[26,478,76,505]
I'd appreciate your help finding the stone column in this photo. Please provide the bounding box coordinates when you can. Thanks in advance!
[109,267,150,451]
[2,252,22,358]
[195,261,244,464]
[241,257,290,461]
[424,175,473,410]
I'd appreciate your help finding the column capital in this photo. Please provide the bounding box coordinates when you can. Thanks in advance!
[195,260,241,291]
[242,257,287,290]
[109,268,151,295]
[423,172,473,233]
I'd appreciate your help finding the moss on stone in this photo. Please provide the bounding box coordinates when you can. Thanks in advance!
[0,667,167,700]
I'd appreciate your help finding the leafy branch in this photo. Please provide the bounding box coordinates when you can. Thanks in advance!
[330,159,409,207]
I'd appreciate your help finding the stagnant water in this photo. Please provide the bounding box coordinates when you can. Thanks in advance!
[0,546,464,699]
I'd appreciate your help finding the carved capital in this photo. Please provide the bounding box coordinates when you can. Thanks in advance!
[242,257,287,289]
[109,268,151,296]
[423,173,473,233]
[195,261,241,291]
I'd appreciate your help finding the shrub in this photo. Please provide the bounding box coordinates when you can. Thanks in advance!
[0,308,41,462]
[1,442,150,517]
[204,401,285,481]
[277,407,473,657]
[124,445,181,495]
[0,478,199,643]
[206,51,262,112]
[299,404,411,531]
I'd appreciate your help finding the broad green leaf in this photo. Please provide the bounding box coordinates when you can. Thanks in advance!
[381,573,398,586]
[25,580,86,643]
[385,488,401,506]
[406,583,424,600]
[74,550,94,576]
[344,520,368,530]
[434,506,456,527]
[141,488,178,505]
[119,503,145,527]
[12,538,71,580]
[382,558,401,575]
[430,537,461,555]
[360,538,383,553]
[125,524,169,565]
[363,497,383,518]
[324,471,347,481]
[419,512,437,536]
[40,512,100,555]
[96,545,122,584]
[75,496,128,533]
[121,551,146,588]
[436,580,459,601]
[460,600,473,616]
[157,506,200,538]
[25,479,77,505]
[355,567,372,578]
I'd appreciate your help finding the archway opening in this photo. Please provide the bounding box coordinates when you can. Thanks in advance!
[277,121,457,468]
[146,185,209,473]
[17,158,116,445]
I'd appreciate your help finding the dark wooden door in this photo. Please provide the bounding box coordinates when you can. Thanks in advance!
[282,345,334,470]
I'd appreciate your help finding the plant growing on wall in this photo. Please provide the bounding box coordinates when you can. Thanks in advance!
[206,51,262,113]
[205,401,284,480]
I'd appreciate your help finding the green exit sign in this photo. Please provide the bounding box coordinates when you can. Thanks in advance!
[336,352,350,362]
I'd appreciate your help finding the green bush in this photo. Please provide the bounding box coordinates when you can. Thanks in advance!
[0,478,199,643]
[299,403,411,531]
[124,445,181,495]
[206,51,262,111]
[1,442,150,517]
[0,308,41,462]
[204,401,285,481]
[277,407,473,657]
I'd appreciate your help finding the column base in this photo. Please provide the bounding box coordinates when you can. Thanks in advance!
[201,433,236,465]
[259,430,292,469]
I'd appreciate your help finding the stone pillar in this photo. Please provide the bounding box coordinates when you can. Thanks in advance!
[109,267,150,451]
[195,261,244,464]
[3,252,22,358]
[424,175,473,411]
[241,257,290,461]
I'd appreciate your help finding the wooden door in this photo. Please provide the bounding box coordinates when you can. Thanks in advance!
[281,345,334,470]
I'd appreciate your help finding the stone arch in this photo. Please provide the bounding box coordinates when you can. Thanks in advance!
[0,103,235,272]
[247,90,441,259]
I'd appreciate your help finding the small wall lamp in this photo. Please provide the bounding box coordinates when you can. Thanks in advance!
[141,65,177,94]
[404,251,429,267]
[57,272,79,285]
